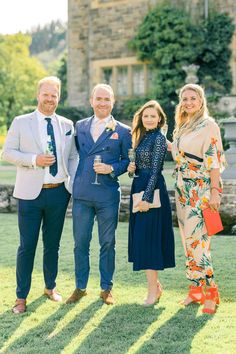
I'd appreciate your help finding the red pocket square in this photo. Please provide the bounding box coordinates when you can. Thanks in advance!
[202,208,223,236]
[110,132,119,139]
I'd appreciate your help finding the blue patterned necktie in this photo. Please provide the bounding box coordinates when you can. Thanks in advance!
[45,118,58,176]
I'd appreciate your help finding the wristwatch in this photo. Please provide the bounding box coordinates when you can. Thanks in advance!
[110,165,114,173]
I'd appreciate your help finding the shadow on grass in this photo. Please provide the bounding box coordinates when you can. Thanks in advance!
[0,296,46,350]
[136,305,212,354]
[64,304,212,354]
[4,299,103,353]
[74,304,165,354]
[3,302,165,354]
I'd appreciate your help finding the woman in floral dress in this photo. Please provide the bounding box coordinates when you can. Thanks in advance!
[171,84,226,314]
[128,100,175,306]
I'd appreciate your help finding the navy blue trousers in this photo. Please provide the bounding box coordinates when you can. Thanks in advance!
[72,199,119,291]
[16,184,70,299]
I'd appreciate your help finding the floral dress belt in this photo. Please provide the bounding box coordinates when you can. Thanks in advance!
[175,151,204,188]
[183,152,203,163]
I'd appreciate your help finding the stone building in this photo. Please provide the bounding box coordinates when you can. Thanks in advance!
[67,0,236,108]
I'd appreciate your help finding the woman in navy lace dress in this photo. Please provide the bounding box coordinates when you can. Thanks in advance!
[128,100,175,306]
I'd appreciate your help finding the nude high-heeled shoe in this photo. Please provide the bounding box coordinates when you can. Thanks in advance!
[143,281,163,307]
[156,281,163,302]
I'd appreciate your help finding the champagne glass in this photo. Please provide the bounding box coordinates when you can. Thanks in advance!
[128,148,138,178]
[161,123,168,137]
[92,154,102,185]
[46,135,54,155]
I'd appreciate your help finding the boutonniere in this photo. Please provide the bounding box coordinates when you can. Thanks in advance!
[105,119,117,132]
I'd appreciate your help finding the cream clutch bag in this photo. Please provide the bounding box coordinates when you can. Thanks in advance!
[132,189,161,213]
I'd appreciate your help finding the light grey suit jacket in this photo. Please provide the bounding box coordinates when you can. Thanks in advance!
[2,111,79,200]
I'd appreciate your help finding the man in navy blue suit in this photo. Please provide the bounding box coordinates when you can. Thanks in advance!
[66,84,131,305]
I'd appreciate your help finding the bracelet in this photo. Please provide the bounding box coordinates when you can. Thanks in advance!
[210,187,222,193]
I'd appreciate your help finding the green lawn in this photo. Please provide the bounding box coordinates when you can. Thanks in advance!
[0,170,16,185]
[0,161,175,189]
[0,214,235,354]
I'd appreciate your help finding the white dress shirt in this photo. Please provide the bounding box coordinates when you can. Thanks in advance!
[90,115,111,140]
[35,110,67,184]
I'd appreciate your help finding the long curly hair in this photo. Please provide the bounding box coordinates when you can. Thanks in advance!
[132,100,167,148]
[173,84,210,139]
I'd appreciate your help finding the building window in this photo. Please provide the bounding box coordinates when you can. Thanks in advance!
[147,65,155,91]
[93,57,153,98]
[102,67,113,86]
[132,65,145,95]
[117,67,128,96]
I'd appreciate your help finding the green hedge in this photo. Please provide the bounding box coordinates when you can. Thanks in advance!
[56,106,91,124]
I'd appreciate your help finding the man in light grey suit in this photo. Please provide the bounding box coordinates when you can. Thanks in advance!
[2,76,78,314]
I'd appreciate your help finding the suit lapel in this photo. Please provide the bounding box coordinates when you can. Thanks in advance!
[89,130,112,154]
[29,111,43,151]
[56,115,65,151]
[84,116,96,148]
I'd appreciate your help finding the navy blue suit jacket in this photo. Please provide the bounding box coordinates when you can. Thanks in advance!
[73,116,132,202]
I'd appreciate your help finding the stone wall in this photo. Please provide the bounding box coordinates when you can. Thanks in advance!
[219,181,236,233]
[1,182,235,234]
[0,185,17,213]
[68,0,236,107]
[218,96,236,114]
[68,0,152,106]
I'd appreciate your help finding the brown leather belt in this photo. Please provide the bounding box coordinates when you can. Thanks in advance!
[42,183,63,189]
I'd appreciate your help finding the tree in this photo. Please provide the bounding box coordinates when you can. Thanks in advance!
[56,52,67,105]
[28,20,66,55]
[196,12,234,94]
[130,4,234,138]
[130,4,202,105]
[130,4,203,137]
[0,33,46,128]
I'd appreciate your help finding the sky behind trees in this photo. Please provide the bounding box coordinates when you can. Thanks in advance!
[0,0,67,34]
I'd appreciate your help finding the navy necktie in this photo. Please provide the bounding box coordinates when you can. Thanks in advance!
[45,118,58,176]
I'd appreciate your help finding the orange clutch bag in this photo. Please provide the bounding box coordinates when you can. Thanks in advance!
[202,208,223,236]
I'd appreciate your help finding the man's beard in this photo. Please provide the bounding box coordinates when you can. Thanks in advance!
[40,102,56,114]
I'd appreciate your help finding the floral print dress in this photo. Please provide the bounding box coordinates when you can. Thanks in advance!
[172,118,226,286]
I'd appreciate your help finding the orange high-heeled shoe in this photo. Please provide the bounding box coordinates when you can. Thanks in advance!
[181,285,205,306]
[202,286,220,314]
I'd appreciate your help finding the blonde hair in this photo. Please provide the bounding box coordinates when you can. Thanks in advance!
[91,83,115,99]
[37,76,61,97]
[173,83,209,139]
[132,100,167,148]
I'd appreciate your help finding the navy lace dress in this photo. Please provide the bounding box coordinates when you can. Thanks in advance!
[128,129,175,271]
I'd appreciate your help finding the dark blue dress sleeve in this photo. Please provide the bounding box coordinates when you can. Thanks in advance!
[142,134,167,202]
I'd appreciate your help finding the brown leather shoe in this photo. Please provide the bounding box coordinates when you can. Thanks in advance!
[44,288,62,302]
[12,298,26,314]
[100,290,115,305]
[65,288,87,304]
